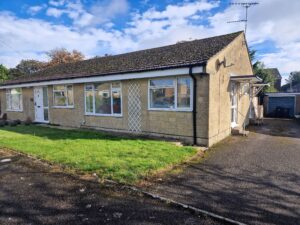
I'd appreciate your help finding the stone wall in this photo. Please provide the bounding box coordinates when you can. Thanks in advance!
[206,32,253,146]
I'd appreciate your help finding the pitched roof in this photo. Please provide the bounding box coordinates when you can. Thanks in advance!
[2,31,243,86]
[263,68,282,79]
[281,82,300,92]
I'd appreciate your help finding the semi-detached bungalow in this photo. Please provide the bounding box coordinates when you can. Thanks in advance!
[0,31,262,147]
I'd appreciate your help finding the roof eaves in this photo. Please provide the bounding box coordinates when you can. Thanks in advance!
[0,61,207,87]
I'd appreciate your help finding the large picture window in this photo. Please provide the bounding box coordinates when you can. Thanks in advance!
[84,82,122,116]
[53,85,74,107]
[6,88,23,111]
[149,77,192,110]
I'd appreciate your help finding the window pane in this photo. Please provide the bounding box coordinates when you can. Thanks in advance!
[67,85,74,106]
[177,77,191,108]
[43,87,48,107]
[150,88,174,108]
[11,94,20,110]
[112,90,121,114]
[112,82,121,89]
[53,85,65,91]
[85,90,94,113]
[44,109,49,121]
[85,84,93,91]
[95,83,111,114]
[54,92,66,106]
[150,79,174,87]
[6,93,11,110]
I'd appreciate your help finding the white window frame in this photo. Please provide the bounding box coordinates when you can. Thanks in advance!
[148,76,193,111]
[52,84,74,108]
[6,88,23,112]
[84,82,122,117]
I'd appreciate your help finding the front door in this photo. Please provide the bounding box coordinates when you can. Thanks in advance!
[230,83,238,127]
[34,87,49,123]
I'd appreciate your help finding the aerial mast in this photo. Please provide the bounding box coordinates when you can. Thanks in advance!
[227,2,259,35]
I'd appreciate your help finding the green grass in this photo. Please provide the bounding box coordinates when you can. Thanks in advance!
[0,125,196,183]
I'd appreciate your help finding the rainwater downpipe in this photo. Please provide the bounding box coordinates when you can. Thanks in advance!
[189,67,197,145]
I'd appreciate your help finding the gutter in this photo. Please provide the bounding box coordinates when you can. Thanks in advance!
[0,62,207,88]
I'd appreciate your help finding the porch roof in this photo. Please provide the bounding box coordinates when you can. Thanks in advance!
[230,75,262,83]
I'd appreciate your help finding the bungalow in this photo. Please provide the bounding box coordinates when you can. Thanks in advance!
[0,31,262,146]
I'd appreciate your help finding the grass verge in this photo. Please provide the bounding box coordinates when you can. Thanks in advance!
[0,125,197,183]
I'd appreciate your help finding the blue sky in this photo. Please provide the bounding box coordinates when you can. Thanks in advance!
[1,0,299,83]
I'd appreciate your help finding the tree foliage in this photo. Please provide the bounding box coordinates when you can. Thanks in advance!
[16,60,46,75]
[288,71,300,84]
[46,48,85,66]
[250,49,277,93]
[0,64,9,82]
[6,48,85,80]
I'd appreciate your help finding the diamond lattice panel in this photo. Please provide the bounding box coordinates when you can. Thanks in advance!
[128,82,142,132]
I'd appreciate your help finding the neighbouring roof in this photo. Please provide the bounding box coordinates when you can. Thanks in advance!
[2,31,243,86]
[263,68,282,79]
[281,82,300,92]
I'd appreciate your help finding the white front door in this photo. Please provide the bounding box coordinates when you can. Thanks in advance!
[230,83,238,127]
[34,87,49,123]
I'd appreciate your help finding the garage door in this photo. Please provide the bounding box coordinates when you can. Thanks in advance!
[268,97,295,118]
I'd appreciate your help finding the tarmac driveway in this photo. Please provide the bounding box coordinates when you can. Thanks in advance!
[0,150,221,225]
[145,119,300,225]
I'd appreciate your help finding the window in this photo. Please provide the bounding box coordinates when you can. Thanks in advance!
[149,77,192,110]
[84,82,122,116]
[53,85,74,107]
[6,88,23,111]
[241,83,250,96]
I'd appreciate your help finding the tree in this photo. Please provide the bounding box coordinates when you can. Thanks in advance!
[250,49,277,92]
[8,68,24,79]
[16,60,46,75]
[46,48,85,66]
[0,64,9,82]
[6,48,85,80]
[288,71,300,84]
[7,60,46,80]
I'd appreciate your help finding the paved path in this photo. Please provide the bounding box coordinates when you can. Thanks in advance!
[0,150,222,225]
[145,119,300,225]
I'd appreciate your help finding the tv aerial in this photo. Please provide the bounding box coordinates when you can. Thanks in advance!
[227,2,259,35]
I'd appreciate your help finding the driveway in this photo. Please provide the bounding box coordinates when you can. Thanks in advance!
[0,150,223,225]
[144,119,300,225]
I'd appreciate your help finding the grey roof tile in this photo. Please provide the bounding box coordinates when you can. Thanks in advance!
[2,31,243,86]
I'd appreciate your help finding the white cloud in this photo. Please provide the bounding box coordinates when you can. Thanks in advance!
[1,0,300,77]
[27,4,46,15]
[45,0,129,27]
[0,12,135,68]
[48,0,66,7]
[46,7,65,18]
[206,0,300,75]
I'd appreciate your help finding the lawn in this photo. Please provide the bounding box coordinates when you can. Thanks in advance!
[0,125,196,183]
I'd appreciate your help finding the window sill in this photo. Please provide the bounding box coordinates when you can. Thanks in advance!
[52,106,74,109]
[148,108,192,112]
[6,109,23,112]
[85,113,123,117]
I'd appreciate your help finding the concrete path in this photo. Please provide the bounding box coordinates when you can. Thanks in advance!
[145,119,300,225]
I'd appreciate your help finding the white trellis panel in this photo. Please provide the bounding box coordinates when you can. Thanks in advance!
[128,82,142,132]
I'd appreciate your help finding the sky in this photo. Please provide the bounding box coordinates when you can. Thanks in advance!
[0,0,299,83]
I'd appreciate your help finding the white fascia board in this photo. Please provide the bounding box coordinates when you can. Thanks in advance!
[0,66,203,89]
